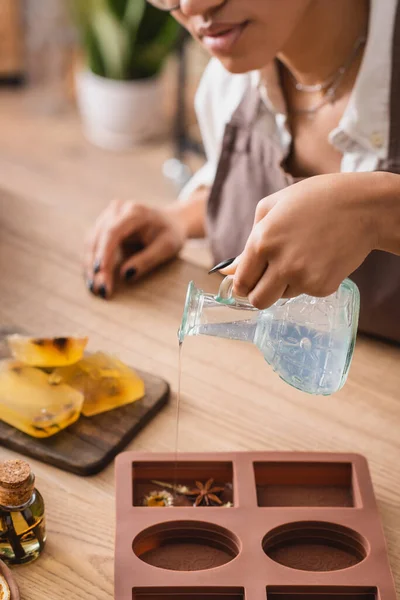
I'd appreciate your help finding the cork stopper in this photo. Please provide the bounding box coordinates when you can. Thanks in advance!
[0,459,35,507]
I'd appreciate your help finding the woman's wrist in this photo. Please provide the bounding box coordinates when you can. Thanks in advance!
[336,171,400,256]
[163,186,209,240]
[372,171,400,254]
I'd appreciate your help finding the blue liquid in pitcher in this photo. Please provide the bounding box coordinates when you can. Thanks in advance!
[259,319,353,395]
[194,316,352,395]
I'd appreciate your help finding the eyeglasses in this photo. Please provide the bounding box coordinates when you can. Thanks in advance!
[146,0,180,12]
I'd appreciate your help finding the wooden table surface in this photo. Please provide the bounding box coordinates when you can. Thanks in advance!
[0,92,399,599]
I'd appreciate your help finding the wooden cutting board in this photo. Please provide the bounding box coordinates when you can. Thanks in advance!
[0,328,170,476]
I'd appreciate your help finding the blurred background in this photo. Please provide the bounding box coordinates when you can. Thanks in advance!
[0,0,209,191]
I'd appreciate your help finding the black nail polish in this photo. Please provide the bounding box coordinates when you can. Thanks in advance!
[86,279,95,294]
[125,267,137,282]
[93,260,101,275]
[98,285,107,299]
[208,257,236,274]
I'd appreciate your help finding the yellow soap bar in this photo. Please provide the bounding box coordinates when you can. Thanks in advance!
[7,335,88,367]
[0,360,84,438]
[54,352,145,416]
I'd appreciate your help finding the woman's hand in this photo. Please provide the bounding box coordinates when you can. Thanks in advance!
[84,200,187,298]
[223,173,382,309]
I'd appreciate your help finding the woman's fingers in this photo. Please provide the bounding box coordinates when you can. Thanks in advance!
[84,232,97,291]
[84,200,186,300]
[247,266,288,309]
[217,255,241,275]
[87,205,149,298]
[84,214,110,291]
[84,200,123,290]
[282,285,298,299]
[233,223,270,298]
[96,206,145,272]
[92,251,122,299]
[120,231,179,281]
[228,196,289,305]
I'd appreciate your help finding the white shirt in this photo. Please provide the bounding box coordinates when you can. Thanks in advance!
[180,0,397,201]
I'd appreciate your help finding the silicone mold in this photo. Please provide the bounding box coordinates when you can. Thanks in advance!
[115,452,396,600]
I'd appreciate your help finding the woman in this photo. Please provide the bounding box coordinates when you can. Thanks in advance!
[85,0,400,342]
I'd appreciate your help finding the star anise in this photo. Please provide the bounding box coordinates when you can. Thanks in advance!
[187,479,225,507]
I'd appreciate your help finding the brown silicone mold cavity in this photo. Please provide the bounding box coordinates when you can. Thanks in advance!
[133,587,244,600]
[133,521,240,571]
[267,587,377,600]
[254,462,354,507]
[132,461,234,507]
[263,522,367,572]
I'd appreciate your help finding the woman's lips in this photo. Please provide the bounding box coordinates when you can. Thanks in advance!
[200,22,248,54]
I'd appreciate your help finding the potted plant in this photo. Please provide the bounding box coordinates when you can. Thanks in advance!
[71,0,180,150]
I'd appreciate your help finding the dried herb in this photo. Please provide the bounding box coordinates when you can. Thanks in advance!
[187,479,225,507]
[143,490,173,507]
[53,337,68,351]
[47,373,62,386]
[145,479,231,508]
[0,511,26,560]
[150,480,190,495]
[21,507,45,551]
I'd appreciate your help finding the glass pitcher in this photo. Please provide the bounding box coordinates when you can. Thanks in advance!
[179,277,360,395]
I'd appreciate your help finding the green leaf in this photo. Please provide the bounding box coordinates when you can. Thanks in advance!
[92,6,129,79]
[84,23,107,76]
[123,0,145,30]
[70,0,179,80]
[135,4,171,46]
[123,0,146,53]
[104,0,130,21]
[70,1,107,76]
[70,0,99,27]
[132,17,180,78]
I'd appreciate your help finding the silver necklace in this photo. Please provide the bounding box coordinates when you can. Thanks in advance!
[289,35,366,117]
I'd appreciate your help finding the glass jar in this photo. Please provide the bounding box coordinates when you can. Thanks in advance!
[179,276,360,395]
[0,459,46,565]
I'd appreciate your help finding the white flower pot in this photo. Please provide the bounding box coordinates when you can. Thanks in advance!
[75,70,165,151]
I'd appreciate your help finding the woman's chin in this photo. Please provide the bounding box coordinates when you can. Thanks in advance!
[204,39,277,74]
[214,53,270,74]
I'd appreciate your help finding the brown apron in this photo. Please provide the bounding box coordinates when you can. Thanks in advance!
[206,1,400,343]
